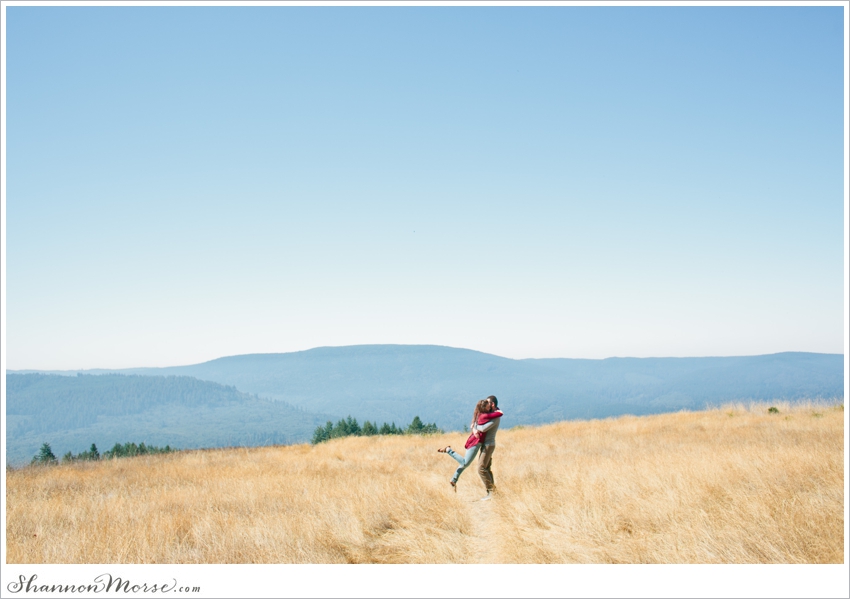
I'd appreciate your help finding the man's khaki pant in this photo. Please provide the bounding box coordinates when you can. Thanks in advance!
[478,444,496,491]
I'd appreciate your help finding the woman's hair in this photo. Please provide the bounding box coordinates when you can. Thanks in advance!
[471,399,492,428]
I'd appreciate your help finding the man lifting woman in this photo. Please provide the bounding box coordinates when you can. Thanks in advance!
[437,395,502,501]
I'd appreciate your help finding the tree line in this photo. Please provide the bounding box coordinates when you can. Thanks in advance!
[312,415,441,444]
[31,441,177,465]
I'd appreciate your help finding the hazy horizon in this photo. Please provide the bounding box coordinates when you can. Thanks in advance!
[6,342,846,374]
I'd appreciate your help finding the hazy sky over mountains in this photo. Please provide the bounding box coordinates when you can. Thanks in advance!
[4,5,846,370]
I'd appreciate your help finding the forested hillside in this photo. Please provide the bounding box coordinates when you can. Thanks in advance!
[5,373,334,465]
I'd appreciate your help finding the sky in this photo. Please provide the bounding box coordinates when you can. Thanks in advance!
[3,5,847,370]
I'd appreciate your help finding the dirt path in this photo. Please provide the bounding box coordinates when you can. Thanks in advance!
[467,497,500,563]
[448,473,500,563]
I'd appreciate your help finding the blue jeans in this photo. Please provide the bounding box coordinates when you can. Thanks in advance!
[446,445,481,483]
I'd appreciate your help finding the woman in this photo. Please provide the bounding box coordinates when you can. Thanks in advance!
[437,397,503,491]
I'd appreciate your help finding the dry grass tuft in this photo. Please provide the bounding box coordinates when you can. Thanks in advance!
[6,402,844,563]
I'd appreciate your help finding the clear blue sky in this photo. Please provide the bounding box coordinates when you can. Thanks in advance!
[3,5,846,369]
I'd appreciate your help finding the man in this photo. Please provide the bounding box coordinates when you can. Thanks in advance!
[475,395,501,501]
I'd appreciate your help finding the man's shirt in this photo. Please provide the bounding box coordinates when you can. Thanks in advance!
[476,411,502,446]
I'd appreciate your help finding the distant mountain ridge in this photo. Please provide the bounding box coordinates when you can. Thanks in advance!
[9,346,844,453]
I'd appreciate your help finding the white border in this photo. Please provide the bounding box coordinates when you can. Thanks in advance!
[1,2,847,598]
[0,564,849,598]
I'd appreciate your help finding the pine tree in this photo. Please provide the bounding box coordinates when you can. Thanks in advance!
[407,416,425,434]
[32,443,58,465]
[312,421,333,444]
[421,422,441,434]
[330,419,348,438]
[345,416,361,436]
[362,421,378,436]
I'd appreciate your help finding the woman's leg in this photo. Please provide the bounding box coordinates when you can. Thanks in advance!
[450,444,481,483]
[445,447,466,466]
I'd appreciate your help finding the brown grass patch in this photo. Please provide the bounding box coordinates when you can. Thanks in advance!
[6,402,843,563]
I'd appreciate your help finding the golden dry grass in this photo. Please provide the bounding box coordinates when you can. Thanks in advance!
[5,401,844,564]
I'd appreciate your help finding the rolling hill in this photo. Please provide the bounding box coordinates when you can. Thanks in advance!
[7,345,843,464]
[89,345,845,425]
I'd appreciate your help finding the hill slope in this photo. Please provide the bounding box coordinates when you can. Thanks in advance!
[5,373,335,465]
[40,345,845,428]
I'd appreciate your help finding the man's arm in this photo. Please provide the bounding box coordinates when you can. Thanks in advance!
[477,420,497,433]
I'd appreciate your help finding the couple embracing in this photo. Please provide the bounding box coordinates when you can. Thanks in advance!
[438,395,502,501]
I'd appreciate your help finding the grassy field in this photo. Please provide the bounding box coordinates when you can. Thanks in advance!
[5,401,844,564]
